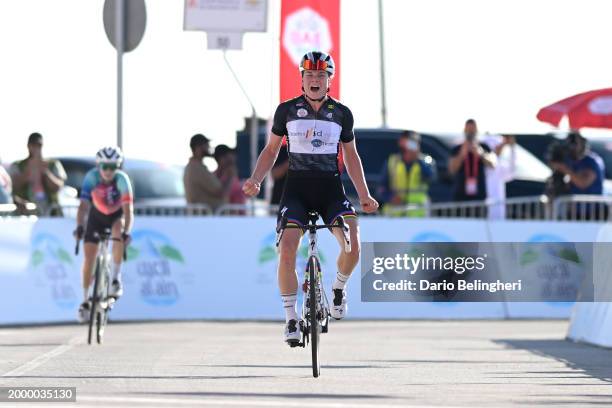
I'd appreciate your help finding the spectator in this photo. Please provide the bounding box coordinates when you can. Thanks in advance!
[482,134,516,220]
[214,144,246,207]
[0,157,13,204]
[448,119,496,217]
[183,134,233,212]
[10,132,66,216]
[270,141,289,205]
[379,131,436,217]
[549,131,605,219]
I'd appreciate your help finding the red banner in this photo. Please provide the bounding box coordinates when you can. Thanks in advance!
[279,0,340,102]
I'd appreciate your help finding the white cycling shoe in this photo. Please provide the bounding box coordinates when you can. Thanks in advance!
[77,301,91,323]
[109,279,123,299]
[284,319,301,344]
[330,288,347,320]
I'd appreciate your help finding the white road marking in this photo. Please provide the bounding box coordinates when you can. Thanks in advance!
[1,336,82,377]
[77,395,456,408]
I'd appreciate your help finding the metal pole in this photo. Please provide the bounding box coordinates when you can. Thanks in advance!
[115,0,125,149]
[378,0,388,128]
[249,109,258,176]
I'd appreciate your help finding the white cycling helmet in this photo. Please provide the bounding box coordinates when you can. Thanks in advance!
[299,51,335,77]
[96,146,123,166]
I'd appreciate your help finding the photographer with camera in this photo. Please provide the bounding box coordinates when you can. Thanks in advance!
[547,131,605,219]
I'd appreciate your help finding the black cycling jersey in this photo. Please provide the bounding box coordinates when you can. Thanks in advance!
[271,95,354,177]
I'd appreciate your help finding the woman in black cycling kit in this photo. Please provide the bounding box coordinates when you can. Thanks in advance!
[243,51,378,344]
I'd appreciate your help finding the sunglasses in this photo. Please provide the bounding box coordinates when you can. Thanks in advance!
[100,164,118,171]
[302,59,329,71]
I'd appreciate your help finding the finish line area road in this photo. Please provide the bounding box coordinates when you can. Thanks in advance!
[0,321,610,407]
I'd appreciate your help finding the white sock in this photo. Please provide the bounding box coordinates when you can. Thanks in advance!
[83,288,89,303]
[281,293,298,322]
[333,272,350,290]
[112,263,122,282]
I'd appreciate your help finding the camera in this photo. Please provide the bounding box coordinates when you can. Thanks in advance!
[544,132,587,198]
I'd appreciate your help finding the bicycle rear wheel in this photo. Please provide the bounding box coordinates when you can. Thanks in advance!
[308,256,320,378]
[88,257,102,345]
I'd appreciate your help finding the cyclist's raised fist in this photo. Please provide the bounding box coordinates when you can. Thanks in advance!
[359,195,379,214]
[242,178,261,197]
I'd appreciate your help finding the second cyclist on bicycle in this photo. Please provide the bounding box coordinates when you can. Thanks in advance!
[73,147,134,323]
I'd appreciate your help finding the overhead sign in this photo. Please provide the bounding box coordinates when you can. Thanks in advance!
[184,0,268,32]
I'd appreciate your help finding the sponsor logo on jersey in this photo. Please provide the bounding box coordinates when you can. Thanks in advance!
[311,139,324,148]
[327,104,334,110]
[306,129,323,139]
[297,108,308,118]
[326,112,333,119]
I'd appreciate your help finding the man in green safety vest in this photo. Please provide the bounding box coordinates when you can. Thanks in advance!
[379,131,436,217]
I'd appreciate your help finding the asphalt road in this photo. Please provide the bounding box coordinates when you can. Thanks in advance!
[0,320,611,407]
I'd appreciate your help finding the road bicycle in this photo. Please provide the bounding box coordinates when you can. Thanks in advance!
[75,229,125,344]
[276,211,351,377]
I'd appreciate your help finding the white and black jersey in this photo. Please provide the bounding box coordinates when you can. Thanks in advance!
[272,94,357,226]
[271,95,354,177]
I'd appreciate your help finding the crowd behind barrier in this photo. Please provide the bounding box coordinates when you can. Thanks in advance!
[1,195,610,222]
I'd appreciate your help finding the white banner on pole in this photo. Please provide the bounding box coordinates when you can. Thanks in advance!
[184,0,267,32]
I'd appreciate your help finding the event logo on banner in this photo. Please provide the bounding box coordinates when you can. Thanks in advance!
[280,0,340,101]
[127,230,190,306]
[522,234,581,303]
[30,233,79,309]
[257,232,327,284]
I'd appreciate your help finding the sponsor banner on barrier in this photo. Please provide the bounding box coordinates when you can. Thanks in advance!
[487,221,609,318]
[2,217,609,324]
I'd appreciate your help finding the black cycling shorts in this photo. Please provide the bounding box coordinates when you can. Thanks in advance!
[277,174,356,227]
[84,207,123,244]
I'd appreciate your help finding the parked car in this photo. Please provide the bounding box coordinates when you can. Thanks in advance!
[55,157,186,207]
[236,127,552,203]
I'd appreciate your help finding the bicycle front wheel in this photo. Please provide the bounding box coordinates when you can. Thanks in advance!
[88,257,102,345]
[308,256,320,378]
[96,259,110,344]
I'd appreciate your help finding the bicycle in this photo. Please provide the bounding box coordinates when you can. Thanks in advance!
[276,211,351,378]
[75,229,125,345]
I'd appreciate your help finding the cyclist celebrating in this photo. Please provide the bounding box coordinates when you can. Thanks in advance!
[243,51,378,344]
[73,147,134,322]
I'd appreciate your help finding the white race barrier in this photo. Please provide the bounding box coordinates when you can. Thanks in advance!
[566,223,612,348]
[0,217,609,324]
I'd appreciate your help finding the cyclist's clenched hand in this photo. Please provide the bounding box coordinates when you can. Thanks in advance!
[73,225,84,240]
[359,195,379,214]
[242,178,261,197]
